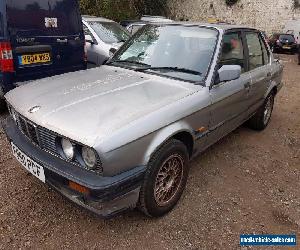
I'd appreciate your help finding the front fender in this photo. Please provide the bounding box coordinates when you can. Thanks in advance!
[143,121,195,164]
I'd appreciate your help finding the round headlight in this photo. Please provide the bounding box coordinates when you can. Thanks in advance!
[82,146,97,169]
[61,138,74,160]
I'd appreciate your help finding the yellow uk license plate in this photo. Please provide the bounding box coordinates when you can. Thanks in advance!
[19,53,51,65]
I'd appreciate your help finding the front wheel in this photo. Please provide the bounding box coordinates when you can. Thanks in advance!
[247,93,275,131]
[138,139,190,217]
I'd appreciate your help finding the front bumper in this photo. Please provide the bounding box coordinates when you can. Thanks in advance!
[2,118,146,218]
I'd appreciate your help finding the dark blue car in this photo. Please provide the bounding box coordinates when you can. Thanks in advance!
[0,0,86,110]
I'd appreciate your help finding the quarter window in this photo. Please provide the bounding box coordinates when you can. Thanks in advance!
[246,33,264,70]
[260,35,270,65]
[219,32,245,72]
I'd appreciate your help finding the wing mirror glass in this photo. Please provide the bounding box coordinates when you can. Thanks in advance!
[85,34,94,44]
[218,65,241,82]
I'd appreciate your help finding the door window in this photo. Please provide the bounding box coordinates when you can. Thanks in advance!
[246,33,264,70]
[219,32,245,72]
[260,35,270,65]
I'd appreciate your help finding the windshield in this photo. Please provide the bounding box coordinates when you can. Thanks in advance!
[87,21,130,44]
[110,25,218,82]
[279,34,295,42]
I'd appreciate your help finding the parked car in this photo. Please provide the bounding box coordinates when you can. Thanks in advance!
[140,15,173,22]
[269,33,298,54]
[126,21,149,34]
[0,0,87,111]
[82,16,130,67]
[3,23,283,218]
[122,16,173,34]
[120,20,141,28]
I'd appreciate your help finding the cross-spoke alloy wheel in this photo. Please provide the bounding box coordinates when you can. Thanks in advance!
[247,92,275,131]
[154,154,184,207]
[138,139,189,217]
[263,95,274,125]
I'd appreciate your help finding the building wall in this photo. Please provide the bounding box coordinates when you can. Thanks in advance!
[168,0,300,34]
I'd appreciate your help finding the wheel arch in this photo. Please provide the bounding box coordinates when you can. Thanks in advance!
[144,122,195,165]
[265,81,278,99]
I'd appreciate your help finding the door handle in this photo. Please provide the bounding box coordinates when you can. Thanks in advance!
[57,38,68,43]
[244,82,251,90]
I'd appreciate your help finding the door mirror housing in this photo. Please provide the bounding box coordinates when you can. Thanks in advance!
[109,47,117,57]
[218,65,241,82]
[85,35,94,44]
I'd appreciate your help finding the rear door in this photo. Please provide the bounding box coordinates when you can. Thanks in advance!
[244,31,271,115]
[7,0,85,81]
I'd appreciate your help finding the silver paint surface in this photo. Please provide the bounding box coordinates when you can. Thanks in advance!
[5,24,283,177]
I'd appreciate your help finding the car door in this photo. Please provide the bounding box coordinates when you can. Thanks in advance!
[208,30,251,144]
[244,31,271,115]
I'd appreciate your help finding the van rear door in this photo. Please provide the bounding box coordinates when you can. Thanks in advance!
[7,0,86,81]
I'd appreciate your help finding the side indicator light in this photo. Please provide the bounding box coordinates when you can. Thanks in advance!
[69,181,90,195]
[197,127,207,133]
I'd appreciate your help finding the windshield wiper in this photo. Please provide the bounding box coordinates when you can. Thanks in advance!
[135,66,202,76]
[108,60,151,67]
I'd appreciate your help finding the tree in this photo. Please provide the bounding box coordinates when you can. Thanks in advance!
[79,0,170,22]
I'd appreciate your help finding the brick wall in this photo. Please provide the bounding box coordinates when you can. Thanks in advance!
[168,0,300,34]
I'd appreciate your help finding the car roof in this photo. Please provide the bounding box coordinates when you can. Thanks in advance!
[142,21,257,31]
[82,15,114,23]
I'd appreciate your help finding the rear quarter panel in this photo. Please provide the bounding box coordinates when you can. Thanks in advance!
[267,56,284,97]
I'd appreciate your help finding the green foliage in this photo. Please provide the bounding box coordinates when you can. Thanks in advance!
[79,0,169,22]
[79,0,137,21]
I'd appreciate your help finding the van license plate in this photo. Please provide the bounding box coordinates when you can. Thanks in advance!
[283,46,291,49]
[19,53,51,65]
[11,142,46,183]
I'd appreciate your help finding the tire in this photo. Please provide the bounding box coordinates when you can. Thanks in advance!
[247,93,275,131]
[138,139,190,217]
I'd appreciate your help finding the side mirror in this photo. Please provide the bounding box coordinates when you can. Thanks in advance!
[218,65,241,82]
[109,47,117,57]
[85,34,94,44]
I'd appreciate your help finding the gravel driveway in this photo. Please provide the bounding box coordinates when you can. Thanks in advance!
[0,54,299,249]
